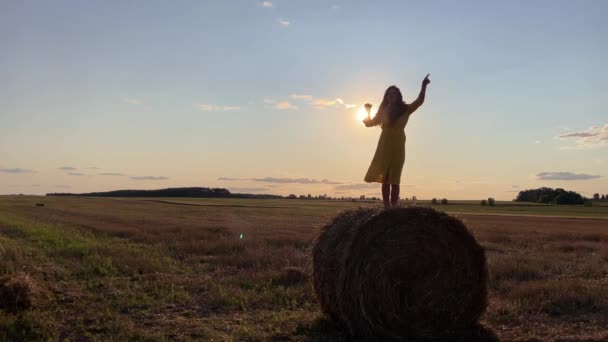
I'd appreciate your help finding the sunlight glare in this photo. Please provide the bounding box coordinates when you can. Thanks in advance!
[356,106,377,121]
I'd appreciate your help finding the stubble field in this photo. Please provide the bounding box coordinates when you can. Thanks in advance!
[0,196,607,341]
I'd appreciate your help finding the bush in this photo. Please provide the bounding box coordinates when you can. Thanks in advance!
[488,198,495,206]
[441,198,448,205]
[431,198,438,205]
[480,200,487,206]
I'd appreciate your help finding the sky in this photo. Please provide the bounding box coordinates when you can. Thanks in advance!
[1,0,607,200]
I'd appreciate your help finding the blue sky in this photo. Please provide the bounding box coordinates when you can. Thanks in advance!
[1,0,607,199]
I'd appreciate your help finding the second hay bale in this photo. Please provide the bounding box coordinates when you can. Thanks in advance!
[313,206,490,340]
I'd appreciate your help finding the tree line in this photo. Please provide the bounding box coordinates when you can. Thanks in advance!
[514,187,587,205]
[46,187,282,199]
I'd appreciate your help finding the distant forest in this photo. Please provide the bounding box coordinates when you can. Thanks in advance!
[46,187,282,199]
[514,187,586,205]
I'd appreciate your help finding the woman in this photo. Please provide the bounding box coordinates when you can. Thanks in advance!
[363,74,430,208]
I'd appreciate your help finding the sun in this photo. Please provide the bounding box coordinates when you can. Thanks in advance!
[356,106,377,121]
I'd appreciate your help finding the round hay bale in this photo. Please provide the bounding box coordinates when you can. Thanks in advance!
[0,273,41,313]
[312,206,490,341]
[313,207,380,323]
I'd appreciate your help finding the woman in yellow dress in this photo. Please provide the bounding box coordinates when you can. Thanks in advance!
[363,74,431,208]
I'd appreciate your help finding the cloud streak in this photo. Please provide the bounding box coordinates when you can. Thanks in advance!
[68,172,86,176]
[198,104,241,112]
[123,97,142,105]
[268,94,356,110]
[312,97,356,109]
[218,177,343,185]
[0,168,34,174]
[58,166,77,171]
[536,172,601,181]
[130,176,169,180]
[273,101,297,110]
[558,124,608,149]
[289,94,313,100]
[227,187,268,193]
[98,172,128,176]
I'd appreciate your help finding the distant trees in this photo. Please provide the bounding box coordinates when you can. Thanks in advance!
[514,187,585,205]
[430,197,447,204]
[480,199,487,206]
[48,187,239,198]
[487,198,495,206]
[592,193,608,201]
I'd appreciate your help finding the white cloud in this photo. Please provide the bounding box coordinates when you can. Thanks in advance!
[536,171,601,181]
[198,104,241,112]
[274,101,297,110]
[262,1,272,7]
[558,123,608,149]
[289,94,313,100]
[264,94,357,109]
[312,97,356,109]
[123,97,142,105]
[278,18,291,26]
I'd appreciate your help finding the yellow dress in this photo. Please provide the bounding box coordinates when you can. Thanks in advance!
[364,104,420,185]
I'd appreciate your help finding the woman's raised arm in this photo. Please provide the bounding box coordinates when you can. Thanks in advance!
[363,103,381,127]
[409,74,431,113]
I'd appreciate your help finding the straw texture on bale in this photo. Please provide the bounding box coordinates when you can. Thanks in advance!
[312,207,490,341]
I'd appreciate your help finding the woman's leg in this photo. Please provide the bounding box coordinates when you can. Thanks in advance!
[390,184,400,207]
[382,183,390,209]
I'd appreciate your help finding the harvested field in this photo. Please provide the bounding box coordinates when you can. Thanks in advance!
[0,195,606,341]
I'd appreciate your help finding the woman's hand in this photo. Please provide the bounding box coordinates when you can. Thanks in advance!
[422,73,431,86]
[362,103,373,126]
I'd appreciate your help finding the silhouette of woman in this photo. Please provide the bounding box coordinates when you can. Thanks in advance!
[363,74,430,209]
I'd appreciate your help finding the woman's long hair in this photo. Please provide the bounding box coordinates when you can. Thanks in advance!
[376,85,407,127]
